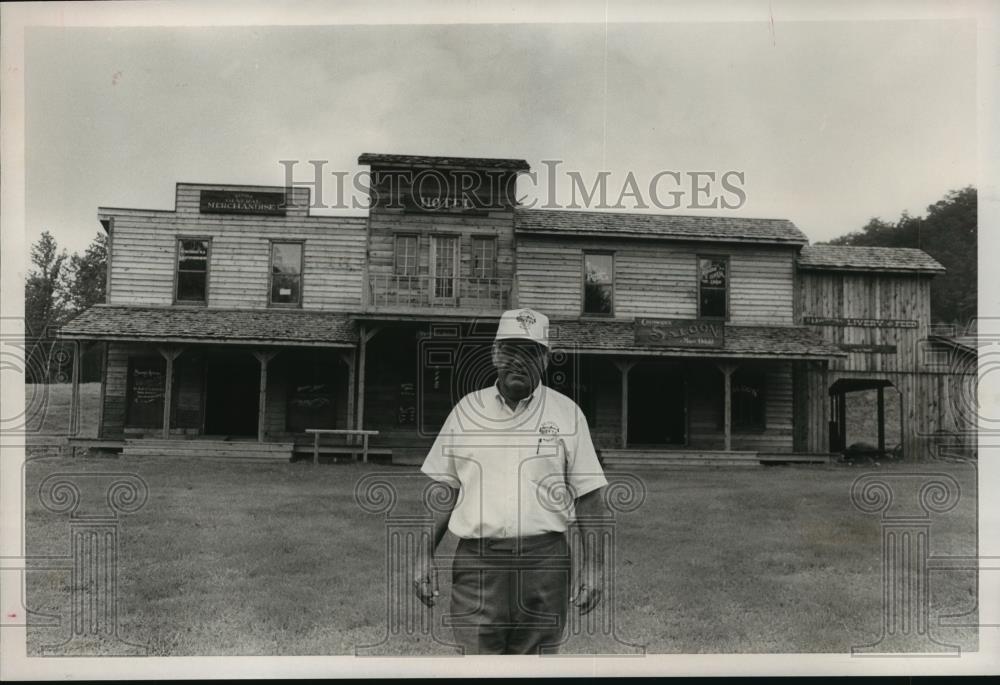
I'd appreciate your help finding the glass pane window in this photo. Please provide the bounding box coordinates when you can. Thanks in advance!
[433,236,458,299]
[730,369,766,431]
[176,239,208,302]
[471,237,496,279]
[699,257,728,318]
[394,235,418,276]
[271,242,303,305]
[583,252,614,314]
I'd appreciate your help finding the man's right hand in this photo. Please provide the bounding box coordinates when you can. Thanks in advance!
[413,554,440,607]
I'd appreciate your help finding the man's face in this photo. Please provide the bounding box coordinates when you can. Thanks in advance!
[493,339,549,400]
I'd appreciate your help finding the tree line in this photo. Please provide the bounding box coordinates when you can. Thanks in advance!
[822,186,976,328]
[25,230,107,383]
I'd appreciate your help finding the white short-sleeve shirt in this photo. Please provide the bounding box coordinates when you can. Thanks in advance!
[420,381,609,539]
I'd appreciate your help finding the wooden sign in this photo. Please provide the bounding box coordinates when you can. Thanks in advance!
[840,343,898,354]
[635,318,725,348]
[131,367,164,403]
[803,316,917,329]
[369,169,510,214]
[199,190,287,215]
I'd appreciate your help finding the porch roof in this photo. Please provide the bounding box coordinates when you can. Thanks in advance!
[55,304,358,347]
[549,319,847,360]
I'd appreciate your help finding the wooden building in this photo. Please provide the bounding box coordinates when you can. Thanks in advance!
[56,154,975,465]
[58,183,367,460]
[795,245,976,461]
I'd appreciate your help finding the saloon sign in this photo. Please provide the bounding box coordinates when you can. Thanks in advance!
[634,318,725,348]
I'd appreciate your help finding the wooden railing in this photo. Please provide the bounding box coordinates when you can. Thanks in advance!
[368,275,511,310]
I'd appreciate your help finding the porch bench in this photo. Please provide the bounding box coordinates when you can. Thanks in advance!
[304,429,382,464]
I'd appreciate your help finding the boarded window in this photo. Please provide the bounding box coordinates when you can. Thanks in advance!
[583,252,614,314]
[270,242,303,305]
[176,239,209,302]
[471,236,496,279]
[698,256,728,318]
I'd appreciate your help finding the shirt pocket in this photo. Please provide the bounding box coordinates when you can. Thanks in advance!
[522,439,569,510]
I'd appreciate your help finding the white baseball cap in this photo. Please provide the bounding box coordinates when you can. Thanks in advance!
[494,308,550,348]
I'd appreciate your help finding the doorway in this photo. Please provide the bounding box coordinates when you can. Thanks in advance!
[628,362,687,446]
[204,351,259,436]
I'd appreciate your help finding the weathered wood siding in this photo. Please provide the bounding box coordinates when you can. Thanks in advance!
[797,270,934,372]
[686,361,794,452]
[105,184,366,310]
[797,363,977,461]
[366,207,516,311]
[515,237,797,324]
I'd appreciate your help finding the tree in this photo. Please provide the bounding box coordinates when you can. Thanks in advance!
[61,231,108,315]
[25,231,69,383]
[826,187,976,327]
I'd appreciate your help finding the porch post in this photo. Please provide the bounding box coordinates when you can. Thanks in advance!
[877,386,886,455]
[612,359,636,449]
[252,350,279,443]
[157,345,184,439]
[356,325,383,432]
[69,340,81,436]
[340,349,356,433]
[717,362,738,451]
[96,341,108,439]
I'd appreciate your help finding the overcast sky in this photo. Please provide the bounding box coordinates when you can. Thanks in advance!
[26,19,976,255]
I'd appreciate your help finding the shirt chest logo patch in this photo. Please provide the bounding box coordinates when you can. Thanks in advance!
[539,421,560,442]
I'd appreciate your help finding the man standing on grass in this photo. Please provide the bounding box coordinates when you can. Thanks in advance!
[414,307,610,655]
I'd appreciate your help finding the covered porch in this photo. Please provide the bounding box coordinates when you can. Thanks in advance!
[56,305,365,461]
[548,318,847,467]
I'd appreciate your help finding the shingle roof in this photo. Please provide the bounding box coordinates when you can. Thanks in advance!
[516,209,808,245]
[550,319,846,359]
[56,305,357,346]
[358,153,529,171]
[798,245,945,273]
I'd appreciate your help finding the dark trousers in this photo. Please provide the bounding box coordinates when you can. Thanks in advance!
[449,531,571,655]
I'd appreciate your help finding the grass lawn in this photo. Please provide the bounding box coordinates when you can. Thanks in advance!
[22,452,979,656]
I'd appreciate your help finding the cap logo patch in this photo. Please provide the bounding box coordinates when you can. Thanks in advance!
[516,309,537,335]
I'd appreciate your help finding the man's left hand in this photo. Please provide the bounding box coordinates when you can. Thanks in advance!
[570,561,604,615]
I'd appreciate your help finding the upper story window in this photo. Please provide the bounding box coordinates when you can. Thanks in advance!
[698,256,729,319]
[394,234,419,288]
[175,238,210,303]
[471,236,496,280]
[270,241,303,306]
[583,251,614,315]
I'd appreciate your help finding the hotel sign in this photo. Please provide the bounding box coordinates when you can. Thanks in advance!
[200,190,287,216]
[634,318,725,348]
[803,316,917,329]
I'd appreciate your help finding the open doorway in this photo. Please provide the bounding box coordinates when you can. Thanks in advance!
[203,350,259,436]
[829,378,903,458]
[628,362,687,446]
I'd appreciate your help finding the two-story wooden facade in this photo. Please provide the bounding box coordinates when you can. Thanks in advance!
[58,183,367,460]
[56,153,975,465]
